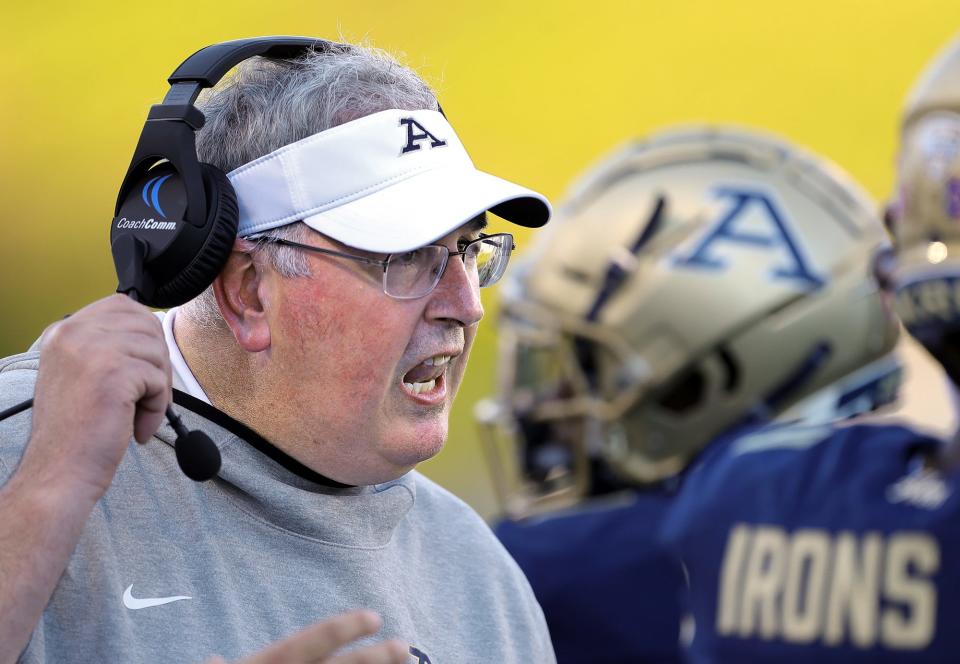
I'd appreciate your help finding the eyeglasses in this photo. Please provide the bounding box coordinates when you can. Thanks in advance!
[250,232,516,299]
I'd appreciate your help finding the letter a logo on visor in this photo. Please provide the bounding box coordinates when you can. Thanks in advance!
[399,117,447,154]
[227,109,551,253]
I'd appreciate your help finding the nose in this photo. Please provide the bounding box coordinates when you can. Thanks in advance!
[425,251,484,327]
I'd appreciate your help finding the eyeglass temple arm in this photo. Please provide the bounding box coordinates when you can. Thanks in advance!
[258,232,513,263]
[252,237,389,268]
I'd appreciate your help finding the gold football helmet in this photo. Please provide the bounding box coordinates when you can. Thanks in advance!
[892,35,960,381]
[479,127,899,518]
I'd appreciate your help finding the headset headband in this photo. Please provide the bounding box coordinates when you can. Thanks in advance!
[109,35,451,308]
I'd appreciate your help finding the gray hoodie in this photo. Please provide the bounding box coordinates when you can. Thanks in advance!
[0,348,555,663]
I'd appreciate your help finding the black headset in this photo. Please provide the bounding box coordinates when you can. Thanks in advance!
[1,37,343,482]
[112,35,342,307]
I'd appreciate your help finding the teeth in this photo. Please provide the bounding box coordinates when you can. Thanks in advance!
[402,355,450,396]
[403,378,437,394]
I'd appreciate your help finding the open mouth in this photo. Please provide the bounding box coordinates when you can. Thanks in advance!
[401,354,453,399]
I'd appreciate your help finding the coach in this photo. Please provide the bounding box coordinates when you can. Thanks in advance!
[0,40,554,663]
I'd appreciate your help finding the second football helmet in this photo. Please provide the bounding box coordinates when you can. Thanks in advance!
[892,36,960,381]
[479,127,899,517]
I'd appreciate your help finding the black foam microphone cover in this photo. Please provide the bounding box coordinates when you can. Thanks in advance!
[175,430,222,481]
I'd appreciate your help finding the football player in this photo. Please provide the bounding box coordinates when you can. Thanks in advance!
[479,126,904,662]
[656,35,960,659]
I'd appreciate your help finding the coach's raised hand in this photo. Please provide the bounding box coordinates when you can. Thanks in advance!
[30,294,171,492]
[0,293,170,664]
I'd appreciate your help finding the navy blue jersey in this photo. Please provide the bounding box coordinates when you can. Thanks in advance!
[495,492,686,663]
[661,422,955,662]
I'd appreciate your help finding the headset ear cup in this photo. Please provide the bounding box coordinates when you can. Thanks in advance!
[151,164,239,307]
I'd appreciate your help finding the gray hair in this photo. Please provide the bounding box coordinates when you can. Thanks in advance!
[181,42,440,328]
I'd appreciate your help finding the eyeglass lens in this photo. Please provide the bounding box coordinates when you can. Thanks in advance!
[383,234,513,298]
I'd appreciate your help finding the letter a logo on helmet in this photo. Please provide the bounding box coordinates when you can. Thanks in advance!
[399,117,447,154]
[675,187,824,288]
[141,174,173,218]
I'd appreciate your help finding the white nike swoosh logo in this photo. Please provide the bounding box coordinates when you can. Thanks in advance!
[122,584,192,610]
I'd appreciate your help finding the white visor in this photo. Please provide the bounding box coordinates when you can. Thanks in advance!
[227,109,551,252]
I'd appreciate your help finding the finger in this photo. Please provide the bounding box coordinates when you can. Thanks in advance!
[44,313,168,372]
[327,639,409,664]
[39,331,167,383]
[64,301,164,347]
[87,309,166,342]
[72,293,151,321]
[239,611,382,663]
[97,335,170,375]
[132,386,171,445]
[38,320,64,349]
[289,611,382,662]
[133,364,172,444]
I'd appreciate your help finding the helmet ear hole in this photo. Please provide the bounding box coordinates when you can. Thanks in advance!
[655,367,706,414]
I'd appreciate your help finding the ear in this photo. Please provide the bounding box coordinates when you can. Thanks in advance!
[213,239,272,352]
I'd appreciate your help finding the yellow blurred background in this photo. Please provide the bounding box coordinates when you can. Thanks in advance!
[2,1,959,517]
